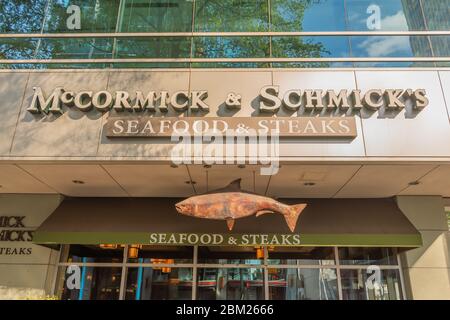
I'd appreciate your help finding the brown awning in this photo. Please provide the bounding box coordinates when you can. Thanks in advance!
[34,197,422,247]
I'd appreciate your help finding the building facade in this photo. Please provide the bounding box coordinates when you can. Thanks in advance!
[0,0,449,300]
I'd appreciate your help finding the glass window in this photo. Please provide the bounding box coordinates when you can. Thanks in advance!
[421,0,450,31]
[350,35,433,61]
[346,0,426,31]
[116,37,191,58]
[0,0,47,33]
[198,246,264,265]
[346,0,425,31]
[431,36,450,57]
[341,269,403,300]
[271,0,346,31]
[44,0,120,33]
[59,266,122,300]
[127,245,193,263]
[62,245,124,263]
[194,0,269,32]
[268,268,338,300]
[338,247,398,266]
[119,0,193,32]
[125,267,193,300]
[267,246,336,265]
[197,267,264,300]
[0,39,39,60]
[36,37,114,59]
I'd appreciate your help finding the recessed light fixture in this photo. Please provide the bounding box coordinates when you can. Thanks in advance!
[303,182,316,187]
[408,180,420,186]
[185,180,197,185]
[72,180,85,185]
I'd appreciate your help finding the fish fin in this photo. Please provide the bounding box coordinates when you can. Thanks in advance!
[256,210,274,217]
[226,179,242,191]
[284,204,307,232]
[226,219,235,231]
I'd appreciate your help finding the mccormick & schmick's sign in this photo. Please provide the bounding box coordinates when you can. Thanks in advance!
[26,85,428,139]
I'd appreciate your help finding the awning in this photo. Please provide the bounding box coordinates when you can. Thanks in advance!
[33,197,422,247]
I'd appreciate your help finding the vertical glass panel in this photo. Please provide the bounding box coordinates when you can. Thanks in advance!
[116,37,191,58]
[338,247,398,265]
[44,0,120,33]
[268,268,338,300]
[127,245,193,263]
[271,0,346,31]
[0,0,47,33]
[197,268,264,300]
[192,36,269,68]
[36,37,113,60]
[421,0,450,31]
[431,36,450,57]
[62,245,124,263]
[341,269,403,300]
[272,36,350,68]
[267,247,336,265]
[197,246,264,264]
[119,0,193,32]
[194,0,269,32]
[350,35,432,65]
[59,266,122,300]
[0,39,39,60]
[125,267,193,300]
[346,0,426,31]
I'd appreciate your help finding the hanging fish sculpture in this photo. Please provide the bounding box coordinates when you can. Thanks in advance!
[175,179,307,232]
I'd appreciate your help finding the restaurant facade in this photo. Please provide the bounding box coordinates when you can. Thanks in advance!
[0,0,449,300]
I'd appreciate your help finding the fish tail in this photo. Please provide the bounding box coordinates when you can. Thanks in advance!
[284,204,307,232]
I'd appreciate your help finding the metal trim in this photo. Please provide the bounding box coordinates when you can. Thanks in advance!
[1,31,449,38]
[1,57,449,64]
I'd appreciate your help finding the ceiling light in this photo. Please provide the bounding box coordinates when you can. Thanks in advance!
[72,180,85,185]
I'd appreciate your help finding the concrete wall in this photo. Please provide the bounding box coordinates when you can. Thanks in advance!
[397,196,450,300]
[0,194,63,297]
[0,69,449,161]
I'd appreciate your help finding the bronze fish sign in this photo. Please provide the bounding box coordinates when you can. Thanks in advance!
[175,179,307,232]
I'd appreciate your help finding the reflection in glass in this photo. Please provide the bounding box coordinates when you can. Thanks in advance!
[127,245,193,264]
[0,39,39,60]
[0,0,47,33]
[195,0,268,32]
[338,247,398,265]
[62,245,124,264]
[36,38,113,59]
[44,0,120,33]
[198,246,264,264]
[341,269,403,300]
[197,268,264,300]
[119,0,192,32]
[351,35,433,67]
[346,0,425,31]
[271,0,346,31]
[267,247,336,265]
[126,267,193,300]
[431,36,450,57]
[269,268,338,300]
[116,37,191,58]
[59,266,122,300]
[421,0,450,31]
